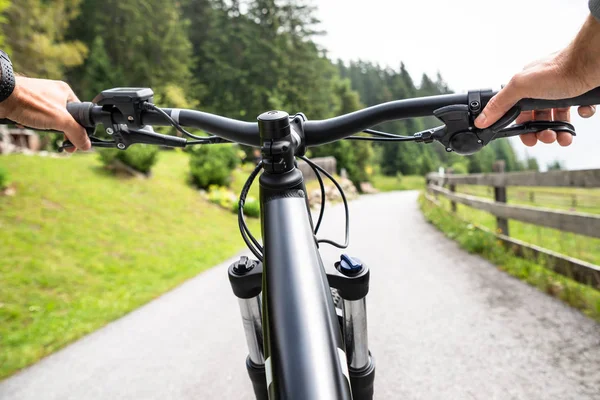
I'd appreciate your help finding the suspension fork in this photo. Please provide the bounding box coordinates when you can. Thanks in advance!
[228,258,268,400]
[328,255,376,400]
[228,255,376,400]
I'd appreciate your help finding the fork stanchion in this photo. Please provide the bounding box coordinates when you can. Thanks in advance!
[228,257,268,399]
[327,254,376,400]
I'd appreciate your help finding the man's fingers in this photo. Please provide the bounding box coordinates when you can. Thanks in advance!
[536,129,557,144]
[520,133,538,146]
[515,111,534,124]
[578,105,596,118]
[59,113,91,150]
[474,80,523,129]
[557,131,574,146]
[516,110,538,146]
[534,109,556,144]
[534,108,552,121]
[62,134,77,153]
[553,107,571,123]
[553,107,574,147]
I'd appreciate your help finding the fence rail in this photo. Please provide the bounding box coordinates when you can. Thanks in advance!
[427,168,600,188]
[426,162,600,289]
[428,185,600,238]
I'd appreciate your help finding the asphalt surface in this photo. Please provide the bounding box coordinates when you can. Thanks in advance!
[1,191,599,400]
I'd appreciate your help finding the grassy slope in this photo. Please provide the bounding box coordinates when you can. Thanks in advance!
[419,194,600,322]
[442,186,600,266]
[0,151,259,379]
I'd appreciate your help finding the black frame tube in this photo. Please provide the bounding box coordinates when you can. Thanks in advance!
[260,171,352,400]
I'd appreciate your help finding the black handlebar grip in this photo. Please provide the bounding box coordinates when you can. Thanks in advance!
[519,87,600,112]
[66,101,95,128]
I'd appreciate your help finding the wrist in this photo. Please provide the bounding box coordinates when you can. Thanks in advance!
[565,15,600,87]
[0,50,15,105]
[0,76,20,119]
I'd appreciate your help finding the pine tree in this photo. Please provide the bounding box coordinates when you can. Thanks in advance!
[78,36,120,100]
[0,0,10,48]
[310,78,374,187]
[3,0,87,79]
[526,156,540,171]
[67,0,192,92]
[547,160,564,171]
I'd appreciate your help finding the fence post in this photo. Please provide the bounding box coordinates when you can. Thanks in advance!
[447,168,456,213]
[493,161,509,236]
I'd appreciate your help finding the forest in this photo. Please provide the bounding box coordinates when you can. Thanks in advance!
[0,0,535,182]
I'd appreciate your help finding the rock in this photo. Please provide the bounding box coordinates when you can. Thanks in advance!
[2,184,16,196]
[360,182,379,194]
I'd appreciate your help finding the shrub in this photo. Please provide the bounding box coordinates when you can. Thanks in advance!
[206,186,259,218]
[450,161,469,175]
[207,185,236,210]
[0,166,7,189]
[98,145,159,175]
[189,144,240,189]
[232,197,260,218]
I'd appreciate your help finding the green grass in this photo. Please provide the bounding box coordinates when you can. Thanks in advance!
[231,163,260,199]
[419,194,600,322]
[0,151,259,379]
[371,174,425,192]
[437,187,600,266]
[456,185,600,214]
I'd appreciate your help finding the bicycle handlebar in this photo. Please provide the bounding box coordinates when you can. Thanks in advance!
[2,86,599,152]
[519,87,600,111]
[62,87,600,148]
[64,92,474,147]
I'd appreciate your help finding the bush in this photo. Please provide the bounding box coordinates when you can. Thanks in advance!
[0,166,7,189]
[206,186,259,218]
[189,144,240,189]
[450,161,469,175]
[98,145,159,174]
[232,197,260,218]
[207,185,236,210]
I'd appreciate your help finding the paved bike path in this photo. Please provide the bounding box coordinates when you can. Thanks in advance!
[2,191,599,399]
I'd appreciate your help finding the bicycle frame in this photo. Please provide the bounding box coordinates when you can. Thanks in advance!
[259,167,352,399]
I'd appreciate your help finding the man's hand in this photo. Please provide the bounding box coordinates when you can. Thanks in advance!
[475,15,600,147]
[0,77,91,152]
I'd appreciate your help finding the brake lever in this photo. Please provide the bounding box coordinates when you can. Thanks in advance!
[58,125,188,152]
[58,136,117,152]
[488,120,576,140]
[432,90,577,155]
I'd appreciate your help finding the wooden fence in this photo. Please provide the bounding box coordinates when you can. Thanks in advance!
[426,162,600,289]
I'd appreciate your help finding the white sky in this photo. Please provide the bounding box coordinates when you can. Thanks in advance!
[314,0,600,170]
